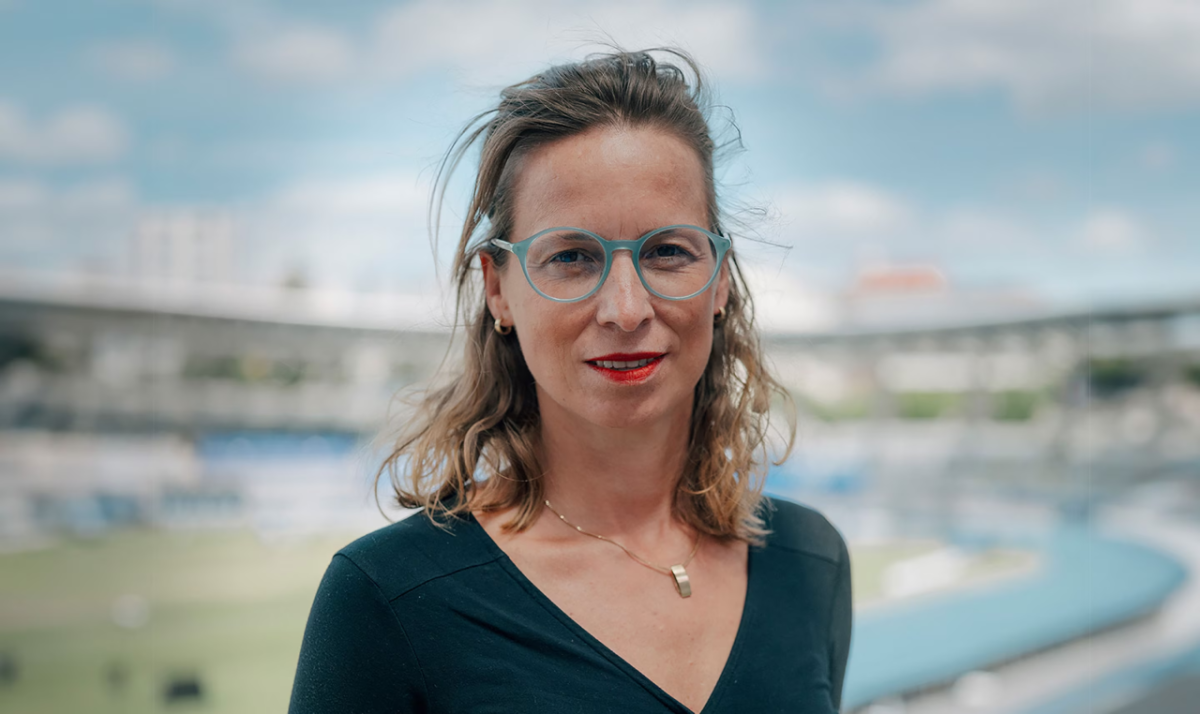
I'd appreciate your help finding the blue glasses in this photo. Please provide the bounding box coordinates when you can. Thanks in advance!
[490,224,731,302]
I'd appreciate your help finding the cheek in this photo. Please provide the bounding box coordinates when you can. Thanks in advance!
[511,302,585,379]
[666,306,716,376]
[685,327,715,376]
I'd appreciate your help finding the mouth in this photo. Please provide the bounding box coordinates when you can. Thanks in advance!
[584,352,666,383]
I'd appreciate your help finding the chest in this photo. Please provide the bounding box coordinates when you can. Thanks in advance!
[506,543,748,712]
[394,547,839,714]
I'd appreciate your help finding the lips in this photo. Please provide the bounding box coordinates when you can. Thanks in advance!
[584,352,665,384]
[591,356,657,370]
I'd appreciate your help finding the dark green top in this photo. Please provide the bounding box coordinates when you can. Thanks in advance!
[288,496,852,713]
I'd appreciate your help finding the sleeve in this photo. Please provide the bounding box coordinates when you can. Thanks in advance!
[288,553,429,714]
[828,530,853,712]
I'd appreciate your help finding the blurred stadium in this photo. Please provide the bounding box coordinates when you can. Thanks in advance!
[3,1,1199,713]
[2,254,1198,713]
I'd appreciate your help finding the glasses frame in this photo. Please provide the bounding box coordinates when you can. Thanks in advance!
[490,224,732,303]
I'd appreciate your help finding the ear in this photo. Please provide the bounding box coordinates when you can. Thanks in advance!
[714,253,732,316]
[480,252,511,325]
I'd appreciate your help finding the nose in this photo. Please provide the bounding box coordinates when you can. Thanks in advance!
[594,250,653,332]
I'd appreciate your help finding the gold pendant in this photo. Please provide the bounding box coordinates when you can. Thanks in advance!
[670,564,692,598]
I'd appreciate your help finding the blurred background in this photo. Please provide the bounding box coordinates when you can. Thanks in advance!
[2,1,1199,712]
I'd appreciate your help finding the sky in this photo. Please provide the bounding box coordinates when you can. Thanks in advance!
[1,0,1197,319]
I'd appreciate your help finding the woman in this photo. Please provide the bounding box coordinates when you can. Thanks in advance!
[289,48,852,713]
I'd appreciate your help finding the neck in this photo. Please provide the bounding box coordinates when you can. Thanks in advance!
[535,387,692,541]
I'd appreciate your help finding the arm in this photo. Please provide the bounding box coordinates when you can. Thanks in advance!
[828,531,853,712]
[289,553,429,714]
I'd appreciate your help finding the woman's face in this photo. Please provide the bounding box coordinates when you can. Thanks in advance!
[482,124,729,431]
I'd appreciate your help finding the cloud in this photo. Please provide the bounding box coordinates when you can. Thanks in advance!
[0,168,444,292]
[0,101,129,164]
[754,178,1136,295]
[738,262,837,333]
[91,40,176,82]
[234,0,766,86]
[376,0,764,82]
[0,171,441,292]
[847,0,1200,113]
[234,25,355,83]
[59,178,138,213]
[241,172,438,291]
[1076,209,1149,253]
[0,177,139,272]
[772,181,914,239]
[934,208,1041,252]
[269,173,427,215]
[0,176,136,213]
[762,179,1165,283]
[0,178,47,210]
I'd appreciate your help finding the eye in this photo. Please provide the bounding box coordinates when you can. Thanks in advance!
[649,244,688,258]
[550,250,591,264]
[643,242,696,261]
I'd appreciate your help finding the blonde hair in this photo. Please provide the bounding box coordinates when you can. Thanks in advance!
[375,48,795,543]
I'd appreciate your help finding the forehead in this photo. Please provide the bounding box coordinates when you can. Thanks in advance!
[509,124,708,238]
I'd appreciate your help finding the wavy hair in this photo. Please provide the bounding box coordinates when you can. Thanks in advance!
[375,47,795,543]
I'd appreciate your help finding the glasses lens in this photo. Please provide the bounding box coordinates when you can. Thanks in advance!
[525,230,606,300]
[639,227,718,298]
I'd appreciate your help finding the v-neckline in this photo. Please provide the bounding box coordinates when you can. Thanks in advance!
[466,511,759,714]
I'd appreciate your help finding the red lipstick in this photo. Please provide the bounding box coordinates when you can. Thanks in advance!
[584,352,666,384]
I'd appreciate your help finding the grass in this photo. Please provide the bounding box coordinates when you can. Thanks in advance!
[992,390,1043,422]
[846,541,939,606]
[895,392,963,420]
[0,528,356,714]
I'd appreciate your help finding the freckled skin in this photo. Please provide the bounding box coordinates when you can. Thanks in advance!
[482,124,730,431]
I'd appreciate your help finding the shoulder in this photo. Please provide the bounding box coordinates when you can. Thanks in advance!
[758,495,849,569]
[335,509,501,600]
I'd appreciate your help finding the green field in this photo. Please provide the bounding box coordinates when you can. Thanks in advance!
[0,528,355,714]
[0,527,1034,712]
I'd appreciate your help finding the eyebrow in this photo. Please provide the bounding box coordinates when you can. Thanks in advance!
[555,231,599,242]
[565,226,696,241]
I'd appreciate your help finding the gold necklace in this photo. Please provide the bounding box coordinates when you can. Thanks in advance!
[542,499,702,598]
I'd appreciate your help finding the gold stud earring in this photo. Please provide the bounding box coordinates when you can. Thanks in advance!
[494,317,513,335]
[713,306,726,326]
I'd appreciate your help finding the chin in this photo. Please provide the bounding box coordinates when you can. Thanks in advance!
[589,405,658,430]
[583,391,689,431]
